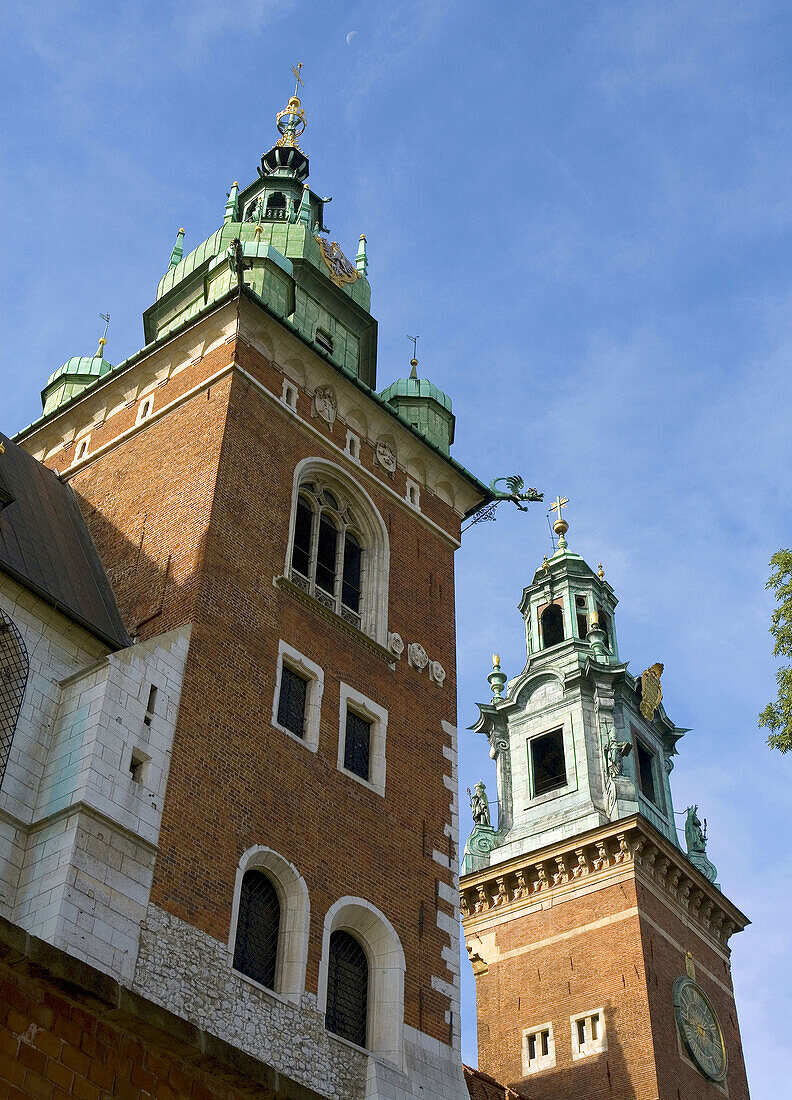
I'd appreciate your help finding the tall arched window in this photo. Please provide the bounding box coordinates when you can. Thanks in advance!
[0,611,29,785]
[325,930,369,1047]
[540,603,565,649]
[232,870,281,990]
[290,482,366,629]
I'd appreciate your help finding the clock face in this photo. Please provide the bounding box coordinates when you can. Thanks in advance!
[673,976,728,1082]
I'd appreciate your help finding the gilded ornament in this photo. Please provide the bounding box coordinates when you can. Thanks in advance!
[315,237,359,286]
[639,662,664,721]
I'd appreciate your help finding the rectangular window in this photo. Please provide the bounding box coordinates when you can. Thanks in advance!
[277,666,309,738]
[344,710,371,780]
[636,740,658,805]
[523,1025,554,1074]
[571,1009,607,1059]
[530,729,567,796]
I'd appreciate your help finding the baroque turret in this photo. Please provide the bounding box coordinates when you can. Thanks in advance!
[463,499,685,874]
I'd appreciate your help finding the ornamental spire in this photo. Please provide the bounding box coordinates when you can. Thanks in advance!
[275,63,307,151]
[549,494,570,551]
[168,228,185,270]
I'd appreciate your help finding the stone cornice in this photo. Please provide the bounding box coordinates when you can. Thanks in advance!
[460,815,749,953]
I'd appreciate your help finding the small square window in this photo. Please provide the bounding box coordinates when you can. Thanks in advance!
[74,436,90,462]
[530,729,567,797]
[278,666,309,738]
[137,396,154,422]
[405,479,421,509]
[129,748,151,785]
[522,1024,555,1074]
[571,1009,607,1059]
[344,710,371,780]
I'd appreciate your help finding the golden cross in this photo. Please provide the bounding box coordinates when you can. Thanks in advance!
[292,62,304,97]
[550,495,569,520]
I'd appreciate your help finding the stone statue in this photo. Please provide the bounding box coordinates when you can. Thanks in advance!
[684,805,718,884]
[468,781,491,828]
[227,238,251,289]
[685,805,707,855]
[605,736,632,778]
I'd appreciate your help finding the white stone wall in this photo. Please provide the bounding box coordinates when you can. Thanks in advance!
[0,572,190,982]
[134,903,472,1100]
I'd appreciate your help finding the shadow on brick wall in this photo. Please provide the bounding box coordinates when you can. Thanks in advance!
[509,1004,639,1100]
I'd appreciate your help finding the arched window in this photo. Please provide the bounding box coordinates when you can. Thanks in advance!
[325,930,369,1047]
[0,611,29,785]
[290,482,367,629]
[232,870,281,990]
[540,603,564,649]
[319,896,405,1064]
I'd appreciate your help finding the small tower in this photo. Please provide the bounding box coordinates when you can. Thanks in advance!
[461,504,751,1100]
[379,343,455,455]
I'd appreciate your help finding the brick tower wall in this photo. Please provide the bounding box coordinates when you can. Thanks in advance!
[638,883,750,1100]
[472,875,658,1100]
[29,306,470,1052]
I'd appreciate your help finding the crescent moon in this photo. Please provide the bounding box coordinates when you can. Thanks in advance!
[346,30,358,45]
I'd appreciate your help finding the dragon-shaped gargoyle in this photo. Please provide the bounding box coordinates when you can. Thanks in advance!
[489,476,543,511]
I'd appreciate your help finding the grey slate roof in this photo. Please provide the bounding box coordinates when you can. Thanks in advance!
[0,433,131,650]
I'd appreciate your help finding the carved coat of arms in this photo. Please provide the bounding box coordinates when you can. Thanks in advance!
[311,386,337,428]
[639,662,664,721]
[316,237,359,286]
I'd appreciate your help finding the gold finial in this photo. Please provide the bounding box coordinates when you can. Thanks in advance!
[359,233,366,241]
[597,562,604,580]
[549,495,569,549]
[232,181,238,187]
[542,555,549,571]
[492,654,500,669]
[276,64,307,150]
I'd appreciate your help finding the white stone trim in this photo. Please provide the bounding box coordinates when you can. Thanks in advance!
[271,641,324,752]
[405,478,421,510]
[73,434,91,463]
[570,1006,607,1059]
[136,394,154,423]
[337,683,387,796]
[285,457,390,646]
[522,1021,555,1075]
[228,845,310,1004]
[318,896,405,1068]
[345,429,361,462]
[281,377,298,411]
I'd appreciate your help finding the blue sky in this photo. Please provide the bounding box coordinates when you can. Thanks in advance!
[2,1,791,1093]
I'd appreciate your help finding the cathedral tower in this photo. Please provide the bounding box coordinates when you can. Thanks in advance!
[460,505,750,1100]
[10,83,489,1100]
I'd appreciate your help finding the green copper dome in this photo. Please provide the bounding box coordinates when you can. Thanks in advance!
[41,355,113,415]
[379,367,455,454]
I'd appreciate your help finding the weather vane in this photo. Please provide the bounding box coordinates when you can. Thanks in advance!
[96,313,110,357]
[407,334,419,360]
[292,62,303,97]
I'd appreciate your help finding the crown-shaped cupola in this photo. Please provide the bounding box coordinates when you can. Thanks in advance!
[462,500,688,876]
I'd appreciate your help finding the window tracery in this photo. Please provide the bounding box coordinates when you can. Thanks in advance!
[0,611,28,785]
[290,480,365,630]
